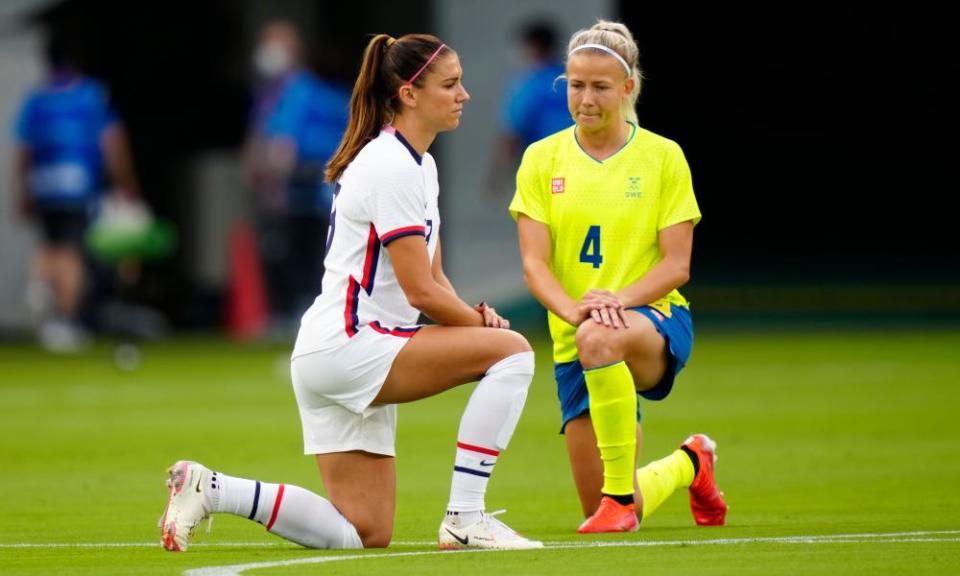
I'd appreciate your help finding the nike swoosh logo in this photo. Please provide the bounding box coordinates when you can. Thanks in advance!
[479,460,496,467]
[445,528,468,546]
[195,477,203,493]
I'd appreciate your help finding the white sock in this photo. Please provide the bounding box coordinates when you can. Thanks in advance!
[209,472,362,549]
[446,351,534,517]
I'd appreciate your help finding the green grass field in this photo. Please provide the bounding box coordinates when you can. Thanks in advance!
[2,326,959,574]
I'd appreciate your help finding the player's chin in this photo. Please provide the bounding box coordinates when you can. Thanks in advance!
[575,114,600,128]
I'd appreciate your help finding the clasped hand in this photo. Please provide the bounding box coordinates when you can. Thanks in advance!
[475,302,511,329]
[572,289,631,329]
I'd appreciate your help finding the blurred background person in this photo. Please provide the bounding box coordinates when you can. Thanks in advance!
[11,30,141,353]
[486,18,572,197]
[243,19,350,337]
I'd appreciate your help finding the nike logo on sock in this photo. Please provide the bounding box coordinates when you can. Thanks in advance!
[479,460,496,467]
[445,528,469,546]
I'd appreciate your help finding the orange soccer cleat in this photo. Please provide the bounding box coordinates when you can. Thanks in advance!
[682,434,728,526]
[576,496,639,534]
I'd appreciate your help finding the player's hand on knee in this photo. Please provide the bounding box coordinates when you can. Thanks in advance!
[578,290,629,329]
[475,302,510,329]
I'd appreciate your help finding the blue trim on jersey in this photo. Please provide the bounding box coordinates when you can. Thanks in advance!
[572,121,637,164]
[454,466,491,478]
[554,303,694,433]
[364,234,381,294]
[369,321,421,338]
[248,481,261,520]
[391,129,422,165]
[381,229,425,246]
[324,183,342,257]
[345,226,382,338]
[348,278,362,337]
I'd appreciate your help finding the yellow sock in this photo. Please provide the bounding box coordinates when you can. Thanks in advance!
[584,361,637,497]
[636,449,695,519]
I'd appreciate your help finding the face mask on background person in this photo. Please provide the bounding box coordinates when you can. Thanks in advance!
[254,41,292,79]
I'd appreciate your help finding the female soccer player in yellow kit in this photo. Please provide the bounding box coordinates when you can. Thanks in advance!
[510,20,728,533]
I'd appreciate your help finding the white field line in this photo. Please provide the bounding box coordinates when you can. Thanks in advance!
[0,540,429,549]
[0,542,284,549]
[180,530,960,576]
[2,531,957,552]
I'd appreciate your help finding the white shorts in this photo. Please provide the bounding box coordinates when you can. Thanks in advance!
[290,325,418,456]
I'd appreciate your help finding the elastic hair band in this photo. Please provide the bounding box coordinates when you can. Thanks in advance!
[406,43,446,86]
[568,43,631,76]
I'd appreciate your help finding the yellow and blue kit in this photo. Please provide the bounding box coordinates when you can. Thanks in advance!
[509,123,702,430]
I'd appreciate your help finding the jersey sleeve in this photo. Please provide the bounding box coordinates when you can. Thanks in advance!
[658,142,702,230]
[370,165,427,246]
[509,143,549,224]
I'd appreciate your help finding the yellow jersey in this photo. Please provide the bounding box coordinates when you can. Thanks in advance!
[509,123,702,362]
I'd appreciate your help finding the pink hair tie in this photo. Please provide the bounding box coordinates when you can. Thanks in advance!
[396,43,446,98]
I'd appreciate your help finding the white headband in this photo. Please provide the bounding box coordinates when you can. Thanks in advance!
[568,43,632,76]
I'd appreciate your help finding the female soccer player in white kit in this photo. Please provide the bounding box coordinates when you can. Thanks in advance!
[160,33,542,552]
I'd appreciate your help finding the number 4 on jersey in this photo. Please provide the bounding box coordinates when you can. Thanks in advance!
[579,225,603,269]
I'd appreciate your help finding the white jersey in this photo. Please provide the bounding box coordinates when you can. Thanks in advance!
[293,127,440,357]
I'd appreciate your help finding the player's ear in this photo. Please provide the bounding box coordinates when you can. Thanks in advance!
[398,84,418,109]
[623,77,635,99]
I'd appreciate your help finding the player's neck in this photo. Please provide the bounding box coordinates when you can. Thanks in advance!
[390,115,436,157]
[575,121,631,161]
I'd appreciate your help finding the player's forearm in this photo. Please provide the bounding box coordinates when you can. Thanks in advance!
[616,258,690,309]
[406,281,483,327]
[522,259,578,325]
[434,269,458,296]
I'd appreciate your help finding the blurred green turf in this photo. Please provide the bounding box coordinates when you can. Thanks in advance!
[1,327,958,574]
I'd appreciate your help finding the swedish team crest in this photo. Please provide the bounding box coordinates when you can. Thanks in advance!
[625,176,642,198]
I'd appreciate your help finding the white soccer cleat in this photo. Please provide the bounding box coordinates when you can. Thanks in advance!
[159,460,212,551]
[438,510,543,550]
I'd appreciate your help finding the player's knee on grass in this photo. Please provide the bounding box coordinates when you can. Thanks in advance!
[357,523,393,549]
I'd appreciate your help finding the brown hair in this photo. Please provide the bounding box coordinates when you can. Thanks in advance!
[325,33,449,182]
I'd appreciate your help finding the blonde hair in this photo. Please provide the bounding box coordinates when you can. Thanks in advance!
[566,20,643,124]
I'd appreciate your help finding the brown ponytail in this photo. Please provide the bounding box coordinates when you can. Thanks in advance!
[325,33,449,183]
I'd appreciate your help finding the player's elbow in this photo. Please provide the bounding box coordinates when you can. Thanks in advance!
[520,259,547,290]
[674,263,691,287]
[403,291,427,311]
[401,283,435,312]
